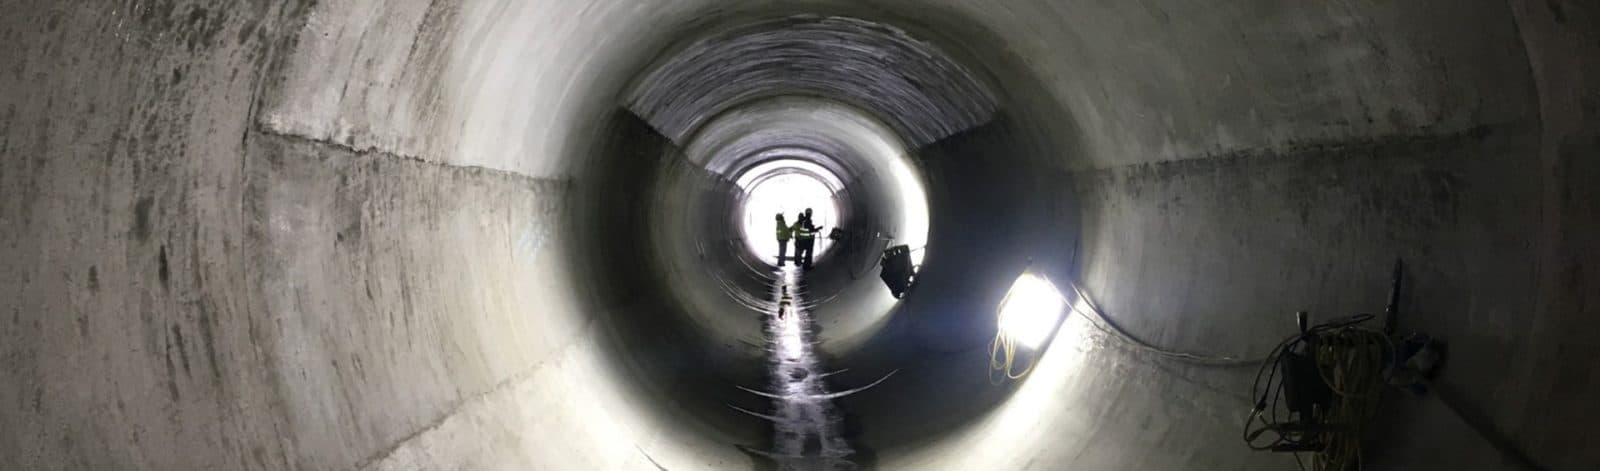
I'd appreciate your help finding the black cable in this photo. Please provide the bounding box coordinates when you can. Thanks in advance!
[1067,281,1269,366]
[1243,314,1391,470]
[1245,335,1302,451]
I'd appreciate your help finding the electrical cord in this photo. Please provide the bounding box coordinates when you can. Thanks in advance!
[1244,334,1304,451]
[988,278,1041,384]
[1312,326,1390,471]
[990,278,1386,470]
[1066,280,1267,366]
[989,330,1036,383]
[989,276,1265,384]
[1242,314,1389,471]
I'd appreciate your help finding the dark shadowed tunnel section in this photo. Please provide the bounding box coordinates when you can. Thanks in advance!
[2,1,1597,470]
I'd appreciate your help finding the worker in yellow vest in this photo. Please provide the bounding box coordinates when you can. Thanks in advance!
[775,213,792,266]
[792,208,823,269]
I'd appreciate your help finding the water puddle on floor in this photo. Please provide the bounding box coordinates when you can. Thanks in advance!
[734,267,893,470]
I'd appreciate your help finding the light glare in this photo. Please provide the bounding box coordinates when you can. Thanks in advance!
[998,274,1066,349]
[741,173,838,261]
[886,154,929,267]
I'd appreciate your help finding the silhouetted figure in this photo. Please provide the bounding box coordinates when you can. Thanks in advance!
[775,213,792,266]
[792,208,822,270]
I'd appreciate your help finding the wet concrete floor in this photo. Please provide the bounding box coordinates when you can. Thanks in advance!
[735,267,894,470]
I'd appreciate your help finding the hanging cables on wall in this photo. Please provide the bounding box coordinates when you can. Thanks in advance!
[985,261,1431,470]
[1238,259,1439,471]
[1243,312,1392,471]
[1066,280,1266,367]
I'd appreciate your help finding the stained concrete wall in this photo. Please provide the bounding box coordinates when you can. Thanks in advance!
[1,1,746,469]
[3,0,1597,470]
[1063,2,1598,468]
[1,2,299,468]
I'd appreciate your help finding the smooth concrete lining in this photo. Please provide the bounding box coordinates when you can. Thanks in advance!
[3,1,1597,470]
[651,95,928,359]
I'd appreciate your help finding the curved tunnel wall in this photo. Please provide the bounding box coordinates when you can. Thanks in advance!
[2,1,1598,470]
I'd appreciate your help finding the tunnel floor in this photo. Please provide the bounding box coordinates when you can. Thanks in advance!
[3,1,1597,470]
[734,267,895,470]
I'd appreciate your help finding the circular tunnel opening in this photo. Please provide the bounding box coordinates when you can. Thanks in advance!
[567,6,1082,467]
[626,95,941,355]
[10,0,1592,469]
[734,158,843,264]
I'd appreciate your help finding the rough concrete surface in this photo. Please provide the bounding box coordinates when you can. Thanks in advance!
[3,0,1597,470]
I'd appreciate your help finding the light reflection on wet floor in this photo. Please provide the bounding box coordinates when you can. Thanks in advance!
[740,267,859,470]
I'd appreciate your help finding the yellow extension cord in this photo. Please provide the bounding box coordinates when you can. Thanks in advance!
[989,327,1037,383]
[1310,327,1391,471]
[984,276,1392,469]
[989,283,1039,384]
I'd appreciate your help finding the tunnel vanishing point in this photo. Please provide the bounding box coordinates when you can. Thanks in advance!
[2,1,1598,470]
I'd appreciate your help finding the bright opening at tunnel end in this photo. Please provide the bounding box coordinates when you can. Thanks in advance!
[6,0,1598,469]
[739,167,840,264]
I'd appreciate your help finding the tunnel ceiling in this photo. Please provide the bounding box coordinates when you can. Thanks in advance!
[625,15,999,147]
[684,97,912,177]
[4,0,1598,470]
[731,148,856,190]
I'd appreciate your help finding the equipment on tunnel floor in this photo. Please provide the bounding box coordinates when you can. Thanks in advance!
[1245,312,1389,470]
[1240,259,1457,470]
[1244,261,1447,471]
[879,244,916,299]
[1379,259,1446,396]
[1386,332,1443,395]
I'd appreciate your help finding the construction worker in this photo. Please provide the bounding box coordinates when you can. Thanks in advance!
[775,213,792,266]
[792,208,823,269]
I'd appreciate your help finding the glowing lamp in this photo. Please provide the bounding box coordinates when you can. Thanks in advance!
[997,273,1067,349]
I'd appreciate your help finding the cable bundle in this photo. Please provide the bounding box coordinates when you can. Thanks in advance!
[1245,314,1392,471]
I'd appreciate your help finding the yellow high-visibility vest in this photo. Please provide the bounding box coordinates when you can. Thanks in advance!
[776,222,793,241]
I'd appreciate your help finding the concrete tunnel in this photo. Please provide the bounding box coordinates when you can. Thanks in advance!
[2,1,1597,470]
